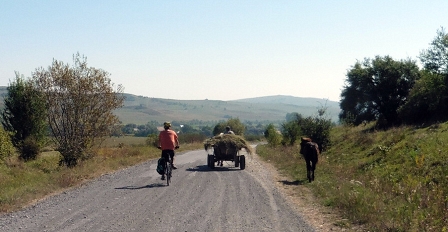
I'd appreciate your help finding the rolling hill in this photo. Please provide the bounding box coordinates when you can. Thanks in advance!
[115,93,341,125]
[0,86,341,125]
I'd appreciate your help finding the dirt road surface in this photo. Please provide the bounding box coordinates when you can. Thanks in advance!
[0,149,319,232]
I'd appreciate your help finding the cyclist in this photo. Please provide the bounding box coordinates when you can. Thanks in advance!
[158,122,180,180]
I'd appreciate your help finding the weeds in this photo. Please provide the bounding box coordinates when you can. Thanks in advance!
[258,122,448,231]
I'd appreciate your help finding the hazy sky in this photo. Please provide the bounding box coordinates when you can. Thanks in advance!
[1,1,446,102]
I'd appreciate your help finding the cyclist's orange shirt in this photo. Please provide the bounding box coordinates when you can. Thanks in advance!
[159,129,178,150]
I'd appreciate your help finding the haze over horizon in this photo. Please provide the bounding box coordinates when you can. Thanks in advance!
[1,1,446,102]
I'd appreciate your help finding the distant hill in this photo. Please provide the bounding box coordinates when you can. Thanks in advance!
[233,95,339,107]
[0,86,341,125]
[115,93,341,125]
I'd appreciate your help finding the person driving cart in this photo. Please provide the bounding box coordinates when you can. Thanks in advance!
[224,126,235,134]
[217,126,235,166]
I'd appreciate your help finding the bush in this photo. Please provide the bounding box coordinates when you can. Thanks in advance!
[19,136,40,161]
[264,124,282,147]
[280,109,332,151]
[146,134,159,147]
[0,127,16,161]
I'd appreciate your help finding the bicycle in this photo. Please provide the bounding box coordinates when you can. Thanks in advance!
[158,146,179,186]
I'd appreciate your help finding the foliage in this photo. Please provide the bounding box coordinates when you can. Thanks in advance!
[281,119,302,145]
[298,116,332,152]
[122,123,138,134]
[419,27,448,75]
[134,123,158,137]
[399,28,448,124]
[398,71,447,124]
[244,121,265,137]
[178,133,207,144]
[179,124,200,134]
[31,53,125,167]
[280,108,332,151]
[0,127,16,161]
[264,123,282,147]
[339,56,420,127]
[145,134,159,147]
[200,125,214,137]
[258,122,448,231]
[1,73,47,160]
[212,118,245,135]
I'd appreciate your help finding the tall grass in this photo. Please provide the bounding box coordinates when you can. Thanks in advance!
[257,122,448,231]
[0,136,203,213]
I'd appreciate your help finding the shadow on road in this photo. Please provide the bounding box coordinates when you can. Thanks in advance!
[115,183,166,189]
[186,165,242,172]
[278,179,307,186]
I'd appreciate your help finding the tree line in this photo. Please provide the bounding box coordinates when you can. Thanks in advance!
[1,28,445,166]
[339,27,448,127]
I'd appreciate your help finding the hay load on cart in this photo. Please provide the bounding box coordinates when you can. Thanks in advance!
[203,134,253,170]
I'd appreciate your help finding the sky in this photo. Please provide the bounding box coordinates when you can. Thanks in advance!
[0,1,446,102]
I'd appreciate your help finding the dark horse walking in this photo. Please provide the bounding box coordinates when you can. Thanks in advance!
[299,137,319,182]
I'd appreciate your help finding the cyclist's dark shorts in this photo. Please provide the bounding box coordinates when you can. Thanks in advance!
[161,150,175,160]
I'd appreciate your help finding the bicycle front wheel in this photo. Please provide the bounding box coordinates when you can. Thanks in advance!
[166,165,171,186]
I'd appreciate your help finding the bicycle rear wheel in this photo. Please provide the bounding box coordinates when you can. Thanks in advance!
[166,163,171,186]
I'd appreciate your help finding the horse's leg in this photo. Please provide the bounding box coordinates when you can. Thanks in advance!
[311,161,316,181]
[306,159,312,182]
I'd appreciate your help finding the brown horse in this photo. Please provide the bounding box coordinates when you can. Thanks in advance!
[300,137,319,182]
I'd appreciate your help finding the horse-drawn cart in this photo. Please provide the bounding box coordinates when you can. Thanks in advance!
[203,134,252,170]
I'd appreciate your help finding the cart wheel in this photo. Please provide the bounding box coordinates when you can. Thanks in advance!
[210,155,215,169]
[207,154,211,167]
[235,156,240,167]
[239,155,245,170]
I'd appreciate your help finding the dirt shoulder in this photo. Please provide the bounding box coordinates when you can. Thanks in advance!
[249,151,357,232]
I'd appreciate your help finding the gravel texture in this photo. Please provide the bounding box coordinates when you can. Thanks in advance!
[0,149,316,232]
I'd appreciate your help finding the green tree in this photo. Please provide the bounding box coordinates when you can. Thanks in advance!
[264,123,282,147]
[281,118,302,146]
[299,115,332,152]
[398,71,446,124]
[32,54,125,167]
[339,56,420,127]
[400,28,448,124]
[419,27,448,75]
[281,107,332,150]
[1,72,47,161]
[180,124,198,134]
[212,118,245,135]
[201,125,213,137]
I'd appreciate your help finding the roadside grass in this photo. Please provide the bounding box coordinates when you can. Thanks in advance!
[0,136,203,213]
[257,122,448,231]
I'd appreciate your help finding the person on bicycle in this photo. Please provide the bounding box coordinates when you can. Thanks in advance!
[158,122,179,180]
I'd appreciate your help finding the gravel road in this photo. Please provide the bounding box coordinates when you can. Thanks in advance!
[0,149,316,232]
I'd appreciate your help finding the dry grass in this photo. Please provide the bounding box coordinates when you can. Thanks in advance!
[0,137,203,213]
[257,122,448,231]
[203,134,254,154]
